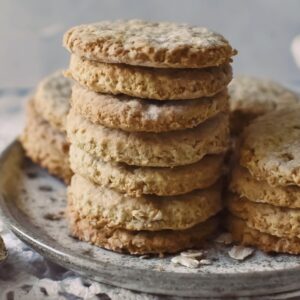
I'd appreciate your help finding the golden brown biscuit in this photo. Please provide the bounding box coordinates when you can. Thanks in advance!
[67,199,219,255]
[66,55,232,100]
[226,215,300,255]
[239,105,300,187]
[20,100,72,183]
[63,19,236,68]
[71,84,229,132]
[227,194,300,239]
[230,165,300,208]
[229,75,299,134]
[34,71,72,132]
[67,110,229,167]
[68,174,222,231]
[70,145,224,196]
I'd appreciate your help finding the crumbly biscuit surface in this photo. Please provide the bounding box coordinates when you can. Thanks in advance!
[66,55,232,100]
[229,75,299,115]
[71,84,229,132]
[227,215,300,255]
[230,165,300,208]
[67,111,229,167]
[240,105,300,186]
[70,145,224,196]
[68,174,222,231]
[67,202,219,255]
[229,76,299,134]
[63,19,236,68]
[34,71,72,132]
[20,100,72,183]
[227,194,300,239]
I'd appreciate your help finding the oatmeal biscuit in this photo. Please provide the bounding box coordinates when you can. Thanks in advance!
[227,215,300,255]
[67,203,219,255]
[71,84,229,132]
[229,75,299,134]
[66,55,232,100]
[63,19,236,68]
[67,110,229,167]
[34,71,72,132]
[239,105,300,186]
[68,174,222,231]
[70,145,224,196]
[227,194,300,239]
[20,100,72,183]
[230,166,300,208]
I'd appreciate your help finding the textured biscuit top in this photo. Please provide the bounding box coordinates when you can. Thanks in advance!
[239,105,300,187]
[69,174,222,231]
[34,71,72,132]
[71,84,229,132]
[229,75,299,115]
[229,76,299,134]
[67,110,229,167]
[63,19,237,68]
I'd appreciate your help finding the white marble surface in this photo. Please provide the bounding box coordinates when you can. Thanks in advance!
[1,0,300,89]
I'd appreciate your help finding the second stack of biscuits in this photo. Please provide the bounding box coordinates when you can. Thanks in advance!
[63,20,236,255]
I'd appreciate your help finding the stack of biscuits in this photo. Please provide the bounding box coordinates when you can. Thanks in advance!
[21,71,73,183]
[228,75,299,135]
[227,105,300,254]
[63,20,236,254]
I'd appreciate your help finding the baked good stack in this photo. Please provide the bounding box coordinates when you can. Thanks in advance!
[227,105,300,254]
[228,75,299,135]
[21,71,73,183]
[63,20,236,255]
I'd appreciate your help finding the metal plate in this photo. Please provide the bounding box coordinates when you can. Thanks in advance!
[0,141,300,298]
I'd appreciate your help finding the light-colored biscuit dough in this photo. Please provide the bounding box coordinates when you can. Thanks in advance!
[66,55,232,100]
[67,201,219,255]
[230,165,300,208]
[71,84,229,132]
[227,194,300,239]
[226,215,300,255]
[239,105,300,187]
[67,110,229,167]
[68,174,222,231]
[63,19,236,68]
[34,71,72,132]
[70,145,224,196]
[229,75,299,134]
[20,100,72,183]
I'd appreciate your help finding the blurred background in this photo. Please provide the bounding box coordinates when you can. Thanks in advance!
[0,0,300,89]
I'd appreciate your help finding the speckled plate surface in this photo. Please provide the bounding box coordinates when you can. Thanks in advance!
[0,141,300,298]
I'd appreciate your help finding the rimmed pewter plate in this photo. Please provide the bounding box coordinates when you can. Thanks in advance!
[0,140,300,298]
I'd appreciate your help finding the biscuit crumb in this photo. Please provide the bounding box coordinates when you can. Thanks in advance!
[199,259,212,265]
[215,233,233,245]
[228,245,254,260]
[171,256,200,269]
[180,250,204,259]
